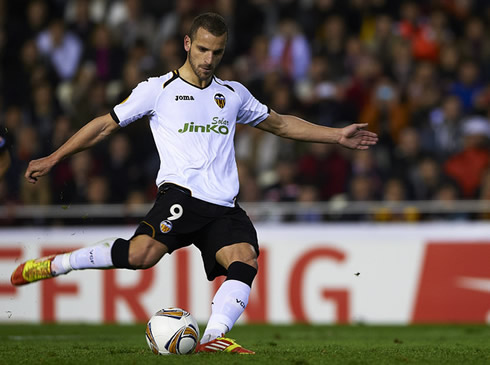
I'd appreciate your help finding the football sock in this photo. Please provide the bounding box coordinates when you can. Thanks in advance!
[201,280,251,343]
[110,238,132,269]
[51,238,116,276]
[201,262,257,343]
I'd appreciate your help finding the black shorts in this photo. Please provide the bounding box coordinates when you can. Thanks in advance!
[133,183,259,280]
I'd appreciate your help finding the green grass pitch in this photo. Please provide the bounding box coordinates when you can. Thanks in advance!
[1,324,489,364]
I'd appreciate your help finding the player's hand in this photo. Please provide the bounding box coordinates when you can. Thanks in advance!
[338,123,378,150]
[25,156,56,184]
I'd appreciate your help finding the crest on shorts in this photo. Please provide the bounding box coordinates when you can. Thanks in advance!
[214,93,226,109]
[160,220,173,233]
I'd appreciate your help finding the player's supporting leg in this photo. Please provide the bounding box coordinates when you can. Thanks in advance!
[10,235,167,286]
[196,242,257,354]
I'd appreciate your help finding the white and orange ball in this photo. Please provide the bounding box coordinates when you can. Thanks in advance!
[145,307,200,355]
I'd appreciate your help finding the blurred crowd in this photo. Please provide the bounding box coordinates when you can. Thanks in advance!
[0,0,489,222]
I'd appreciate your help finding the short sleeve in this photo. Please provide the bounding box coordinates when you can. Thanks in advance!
[229,81,270,126]
[112,78,162,127]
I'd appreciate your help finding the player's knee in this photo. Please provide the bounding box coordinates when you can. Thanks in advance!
[240,256,258,270]
[125,236,167,269]
[217,242,258,270]
[232,248,257,270]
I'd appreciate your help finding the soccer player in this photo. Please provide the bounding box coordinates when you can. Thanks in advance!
[11,13,378,354]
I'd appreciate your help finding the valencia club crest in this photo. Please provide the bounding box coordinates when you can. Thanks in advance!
[214,93,225,108]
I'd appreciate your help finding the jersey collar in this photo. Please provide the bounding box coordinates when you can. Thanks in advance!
[176,69,215,90]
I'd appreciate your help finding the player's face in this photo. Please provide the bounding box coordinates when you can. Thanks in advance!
[186,28,226,82]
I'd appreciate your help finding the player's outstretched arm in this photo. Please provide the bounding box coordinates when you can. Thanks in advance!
[256,110,378,150]
[25,113,120,183]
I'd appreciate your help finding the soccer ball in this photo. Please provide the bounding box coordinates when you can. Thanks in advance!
[145,307,200,355]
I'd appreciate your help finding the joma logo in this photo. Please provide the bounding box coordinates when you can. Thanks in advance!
[175,95,195,101]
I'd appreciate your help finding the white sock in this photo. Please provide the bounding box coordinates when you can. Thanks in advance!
[201,279,251,343]
[51,238,116,276]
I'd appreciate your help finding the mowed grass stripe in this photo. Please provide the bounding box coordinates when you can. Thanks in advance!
[0,324,489,365]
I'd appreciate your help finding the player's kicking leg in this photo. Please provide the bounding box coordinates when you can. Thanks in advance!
[10,235,167,286]
[195,242,257,355]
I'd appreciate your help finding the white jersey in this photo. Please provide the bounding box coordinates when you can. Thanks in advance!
[112,70,270,207]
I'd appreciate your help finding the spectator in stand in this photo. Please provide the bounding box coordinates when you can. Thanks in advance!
[390,126,426,198]
[5,0,50,57]
[66,0,96,46]
[236,160,261,203]
[86,175,110,205]
[269,18,311,82]
[438,44,460,90]
[449,60,484,113]
[297,143,351,201]
[374,177,419,222]
[0,109,22,200]
[66,62,97,126]
[344,37,365,77]
[20,170,51,205]
[459,17,490,68]
[60,150,96,204]
[12,39,43,106]
[263,160,300,203]
[104,132,142,203]
[343,174,378,221]
[84,24,125,82]
[444,116,490,198]
[314,15,346,81]
[126,38,155,77]
[49,115,75,199]
[106,0,155,50]
[295,55,341,127]
[359,77,409,148]
[419,95,464,160]
[16,126,41,168]
[28,82,61,154]
[236,81,296,179]
[116,60,146,103]
[396,1,440,63]
[295,185,323,223]
[430,179,468,221]
[154,37,184,77]
[86,80,111,117]
[351,149,384,197]
[387,38,414,91]
[382,177,409,203]
[411,155,446,201]
[36,18,83,81]
[3,105,23,136]
[153,0,195,53]
[342,53,382,121]
[363,14,397,68]
[406,61,440,127]
[298,0,337,40]
[473,85,490,116]
[234,35,274,85]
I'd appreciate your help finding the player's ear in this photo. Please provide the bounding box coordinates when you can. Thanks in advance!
[184,35,191,52]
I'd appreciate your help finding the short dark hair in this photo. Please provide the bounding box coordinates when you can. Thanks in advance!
[189,12,228,41]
